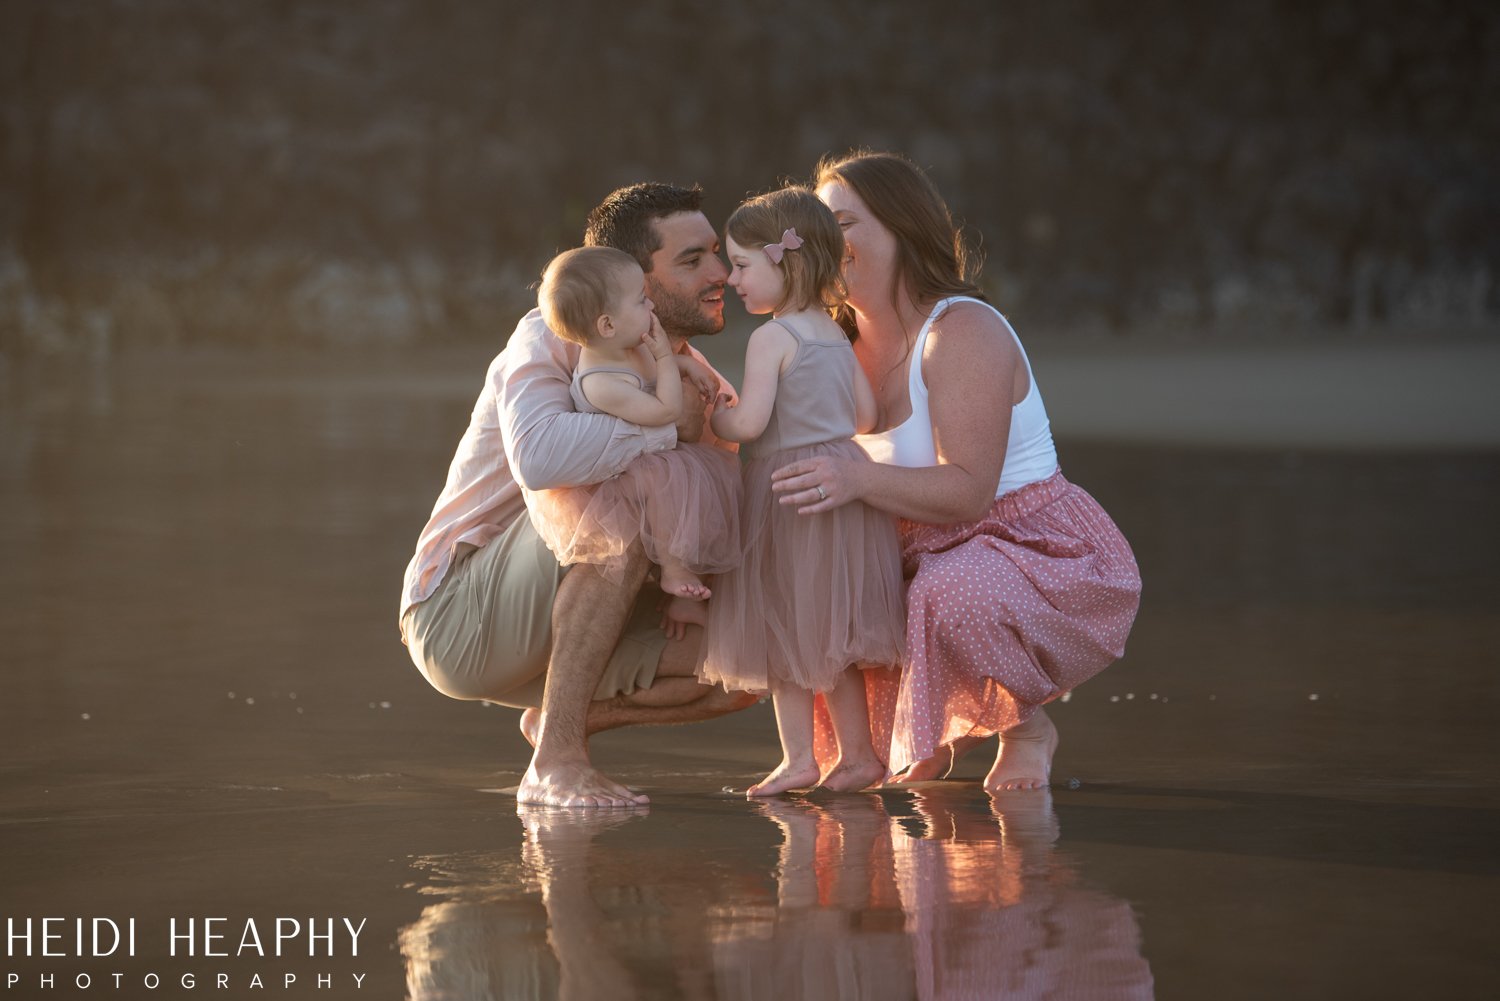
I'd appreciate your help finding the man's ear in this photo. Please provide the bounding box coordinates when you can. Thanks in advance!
[596,313,615,340]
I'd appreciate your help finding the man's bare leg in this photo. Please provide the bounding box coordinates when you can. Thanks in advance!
[517,552,652,808]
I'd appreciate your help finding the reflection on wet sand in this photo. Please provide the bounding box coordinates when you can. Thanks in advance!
[400,790,1152,1000]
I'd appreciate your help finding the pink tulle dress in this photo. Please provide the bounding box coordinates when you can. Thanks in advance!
[526,365,742,583]
[698,317,905,693]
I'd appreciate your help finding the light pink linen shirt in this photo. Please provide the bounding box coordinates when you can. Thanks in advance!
[398,308,736,634]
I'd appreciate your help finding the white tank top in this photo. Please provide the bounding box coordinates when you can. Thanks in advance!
[855,296,1057,497]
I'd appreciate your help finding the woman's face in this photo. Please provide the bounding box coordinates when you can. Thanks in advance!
[817,179,898,312]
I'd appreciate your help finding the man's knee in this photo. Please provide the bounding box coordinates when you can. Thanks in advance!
[408,638,543,707]
[420,660,494,703]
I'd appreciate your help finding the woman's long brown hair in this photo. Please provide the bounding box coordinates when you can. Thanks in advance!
[814,150,986,341]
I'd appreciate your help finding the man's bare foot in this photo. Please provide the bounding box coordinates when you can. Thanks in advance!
[818,755,886,792]
[518,758,649,807]
[747,758,820,798]
[519,707,542,748]
[984,710,1058,793]
[888,734,985,784]
[660,564,711,600]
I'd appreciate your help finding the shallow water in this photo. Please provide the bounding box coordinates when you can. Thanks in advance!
[1,347,1497,999]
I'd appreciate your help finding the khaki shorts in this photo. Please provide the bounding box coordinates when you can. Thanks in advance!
[401,516,667,709]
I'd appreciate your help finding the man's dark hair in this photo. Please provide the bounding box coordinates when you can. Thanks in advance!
[583,183,703,272]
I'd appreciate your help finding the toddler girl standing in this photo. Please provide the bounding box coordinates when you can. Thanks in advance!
[700,188,905,797]
[527,247,741,610]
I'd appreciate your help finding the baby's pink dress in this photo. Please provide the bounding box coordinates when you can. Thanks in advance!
[698,317,905,693]
[526,365,741,582]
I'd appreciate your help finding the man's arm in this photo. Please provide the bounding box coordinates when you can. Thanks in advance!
[498,312,677,490]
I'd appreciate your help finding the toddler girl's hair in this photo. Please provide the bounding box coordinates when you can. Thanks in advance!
[538,246,639,346]
[726,186,846,314]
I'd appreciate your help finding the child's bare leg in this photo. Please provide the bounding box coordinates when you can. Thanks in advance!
[748,680,820,797]
[658,556,711,600]
[818,667,887,792]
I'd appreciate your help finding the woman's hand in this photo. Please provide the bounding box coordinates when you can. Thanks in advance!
[770,454,865,514]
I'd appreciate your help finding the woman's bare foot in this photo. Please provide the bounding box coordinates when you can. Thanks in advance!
[984,710,1058,793]
[819,754,886,792]
[888,734,986,784]
[747,758,820,798]
[660,562,711,600]
[519,707,542,748]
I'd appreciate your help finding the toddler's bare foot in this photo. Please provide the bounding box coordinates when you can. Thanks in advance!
[984,710,1058,793]
[747,759,820,798]
[818,755,886,792]
[519,707,542,748]
[660,564,711,600]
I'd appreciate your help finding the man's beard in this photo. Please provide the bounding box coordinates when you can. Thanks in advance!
[649,281,723,340]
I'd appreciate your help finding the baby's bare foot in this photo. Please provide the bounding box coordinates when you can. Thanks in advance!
[747,759,820,798]
[660,565,711,600]
[985,711,1058,793]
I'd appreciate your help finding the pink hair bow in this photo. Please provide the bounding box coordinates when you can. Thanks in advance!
[764,228,804,264]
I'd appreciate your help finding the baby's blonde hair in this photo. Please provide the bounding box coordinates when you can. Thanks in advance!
[726,186,846,314]
[538,246,639,346]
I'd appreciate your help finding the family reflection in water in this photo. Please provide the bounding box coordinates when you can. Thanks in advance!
[400,790,1153,1000]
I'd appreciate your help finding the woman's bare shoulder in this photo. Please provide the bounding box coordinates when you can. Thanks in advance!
[924,301,1018,368]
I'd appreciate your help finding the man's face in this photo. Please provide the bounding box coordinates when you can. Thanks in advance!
[644,212,728,341]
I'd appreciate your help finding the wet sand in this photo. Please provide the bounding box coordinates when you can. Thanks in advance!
[1,341,1497,999]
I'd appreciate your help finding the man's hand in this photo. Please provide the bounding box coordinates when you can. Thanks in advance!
[660,594,707,642]
[675,391,707,442]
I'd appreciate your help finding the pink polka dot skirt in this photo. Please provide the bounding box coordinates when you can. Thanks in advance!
[815,470,1142,776]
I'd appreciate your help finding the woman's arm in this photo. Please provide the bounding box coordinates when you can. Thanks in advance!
[710,321,797,443]
[772,304,1017,523]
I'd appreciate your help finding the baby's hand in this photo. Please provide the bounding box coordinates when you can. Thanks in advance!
[712,391,737,413]
[642,313,673,360]
[675,355,719,404]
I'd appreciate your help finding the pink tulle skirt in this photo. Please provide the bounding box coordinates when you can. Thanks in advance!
[814,470,1142,775]
[527,442,742,582]
[699,439,906,694]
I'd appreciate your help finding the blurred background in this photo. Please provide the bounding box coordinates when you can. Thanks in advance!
[3,0,1497,358]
